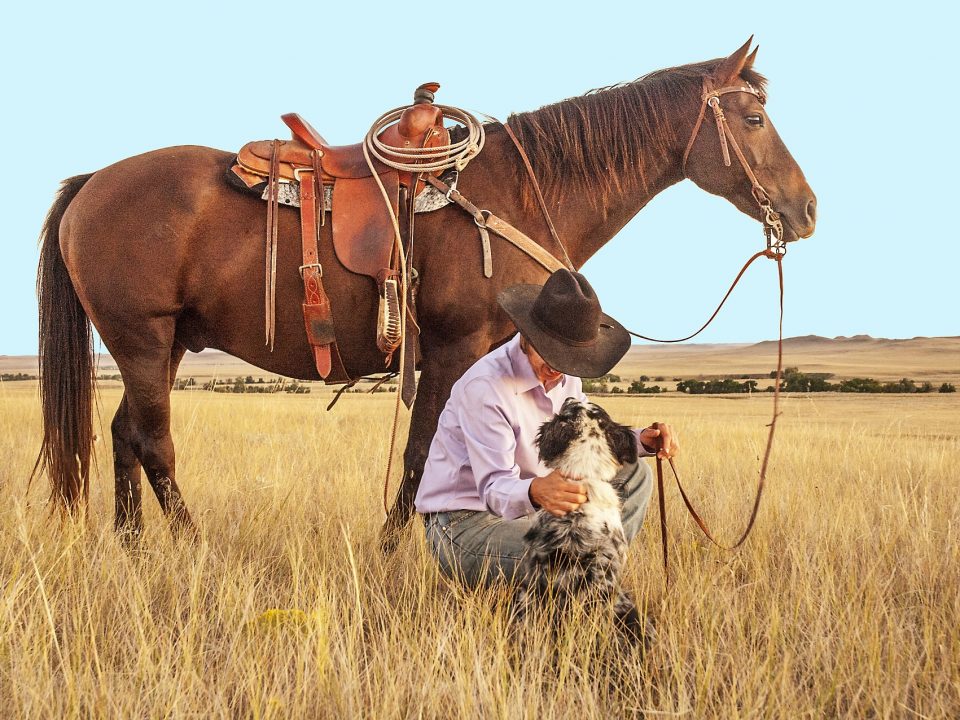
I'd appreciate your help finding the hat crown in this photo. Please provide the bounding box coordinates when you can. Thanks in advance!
[530,270,602,345]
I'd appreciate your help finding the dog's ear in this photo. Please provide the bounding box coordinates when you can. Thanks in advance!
[536,416,578,465]
[607,424,638,466]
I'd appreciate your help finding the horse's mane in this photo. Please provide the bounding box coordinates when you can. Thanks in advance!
[506,60,768,211]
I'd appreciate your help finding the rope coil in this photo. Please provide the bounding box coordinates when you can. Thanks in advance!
[363,105,486,174]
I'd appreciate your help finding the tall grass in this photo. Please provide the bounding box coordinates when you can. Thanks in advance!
[1,385,957,718]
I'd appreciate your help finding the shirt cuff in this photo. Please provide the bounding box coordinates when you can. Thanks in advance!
[634,428,657,458]
[501,477,536,519]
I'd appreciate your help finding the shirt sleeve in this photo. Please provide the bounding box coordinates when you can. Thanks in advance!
[457,377,536,519]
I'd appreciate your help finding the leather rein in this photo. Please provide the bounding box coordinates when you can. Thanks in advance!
[508,81,790,585]
[389,84,790,573]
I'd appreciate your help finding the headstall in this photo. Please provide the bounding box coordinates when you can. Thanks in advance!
[681,82,786,255]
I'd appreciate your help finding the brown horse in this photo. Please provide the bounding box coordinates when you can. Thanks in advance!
[35,40,815,548]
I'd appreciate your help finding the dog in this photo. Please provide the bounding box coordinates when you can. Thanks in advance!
[515,398,651,645]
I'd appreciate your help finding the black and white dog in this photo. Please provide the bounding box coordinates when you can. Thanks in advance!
[515,398,650,644]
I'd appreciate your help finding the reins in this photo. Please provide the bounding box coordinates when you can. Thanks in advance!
[504,81,790,585]
[648,250,784,586]
[381,82,792,559]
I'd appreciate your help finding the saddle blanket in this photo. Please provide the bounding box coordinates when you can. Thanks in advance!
[227,161,453,214]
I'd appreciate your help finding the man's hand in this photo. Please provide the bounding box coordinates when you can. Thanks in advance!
[639,422,680,460]
[529,469,588,517]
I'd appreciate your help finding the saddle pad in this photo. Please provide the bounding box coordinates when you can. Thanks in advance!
[227,162,452,214]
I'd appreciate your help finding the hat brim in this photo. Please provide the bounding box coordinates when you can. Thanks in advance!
[497,284,631,378]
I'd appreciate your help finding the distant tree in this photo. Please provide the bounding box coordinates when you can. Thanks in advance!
[611,386,624,394]
[233,378,246,393]
[677,378,753,394]
[582,379,610,393]
[940,383,956,393]
[839,377,884,393]
[882,378,917,393]
[772,367,800,379]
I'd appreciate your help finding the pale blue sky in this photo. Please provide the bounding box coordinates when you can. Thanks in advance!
[2,2,956,355]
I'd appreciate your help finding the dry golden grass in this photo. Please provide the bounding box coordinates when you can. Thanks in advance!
[0,384,957,718]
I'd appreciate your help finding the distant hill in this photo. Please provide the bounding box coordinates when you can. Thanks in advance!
[613,335,960,383]
[3,335,958,384]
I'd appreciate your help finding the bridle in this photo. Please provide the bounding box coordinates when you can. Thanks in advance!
[682,81,786,255]
[629,80,793,586]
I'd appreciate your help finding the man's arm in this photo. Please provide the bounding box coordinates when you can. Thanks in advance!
[457,378,536,519]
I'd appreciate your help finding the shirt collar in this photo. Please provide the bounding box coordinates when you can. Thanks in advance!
[505,334,569,396]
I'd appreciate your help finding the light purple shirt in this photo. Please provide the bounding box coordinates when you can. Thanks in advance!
[415,335,651,520]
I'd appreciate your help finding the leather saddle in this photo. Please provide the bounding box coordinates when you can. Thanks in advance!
[233,84,449,281]
[230,83,450,385]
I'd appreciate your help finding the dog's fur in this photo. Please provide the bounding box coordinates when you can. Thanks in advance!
[515,398,648,643]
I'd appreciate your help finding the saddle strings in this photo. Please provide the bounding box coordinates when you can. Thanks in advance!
[362,105,487,516]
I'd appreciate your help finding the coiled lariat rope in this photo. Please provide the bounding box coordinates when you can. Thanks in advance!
[362,105,486,516]
[364,105,485,173]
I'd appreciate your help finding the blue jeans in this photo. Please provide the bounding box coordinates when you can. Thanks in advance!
[422,460,653,589]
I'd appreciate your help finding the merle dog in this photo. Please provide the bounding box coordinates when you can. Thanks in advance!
[515,398,651,645]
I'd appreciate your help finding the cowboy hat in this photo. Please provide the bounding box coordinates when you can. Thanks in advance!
[497,269,630,378]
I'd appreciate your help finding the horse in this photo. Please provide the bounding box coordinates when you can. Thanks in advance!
[34,39,815,550]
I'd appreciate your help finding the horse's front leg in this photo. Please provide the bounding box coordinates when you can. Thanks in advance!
[379,334,490,554]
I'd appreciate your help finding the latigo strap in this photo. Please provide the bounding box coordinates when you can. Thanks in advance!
[297,161,348,381]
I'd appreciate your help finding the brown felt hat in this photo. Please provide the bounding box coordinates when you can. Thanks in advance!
[497,269,631,378]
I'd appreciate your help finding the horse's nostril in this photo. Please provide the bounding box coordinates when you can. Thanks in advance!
[805,197,817,224]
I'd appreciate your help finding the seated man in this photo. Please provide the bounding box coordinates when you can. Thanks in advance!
[415,269,678,588]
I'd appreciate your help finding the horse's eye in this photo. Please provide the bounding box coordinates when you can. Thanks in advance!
[746,114,765,128]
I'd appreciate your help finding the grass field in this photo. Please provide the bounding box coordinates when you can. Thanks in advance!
[0,384,957,718]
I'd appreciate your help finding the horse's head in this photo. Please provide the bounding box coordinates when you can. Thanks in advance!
[683,39,817,244]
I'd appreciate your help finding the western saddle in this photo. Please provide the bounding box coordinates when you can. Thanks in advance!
[230,83,452,395]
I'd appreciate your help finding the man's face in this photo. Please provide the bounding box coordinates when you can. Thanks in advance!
[520,336,564,388]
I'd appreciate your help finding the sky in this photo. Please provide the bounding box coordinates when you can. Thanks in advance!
[2,1,957,355]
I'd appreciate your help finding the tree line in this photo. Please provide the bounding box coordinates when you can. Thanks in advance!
[677,368,956,394]
[581,368,957,395]
[172,376,311,394]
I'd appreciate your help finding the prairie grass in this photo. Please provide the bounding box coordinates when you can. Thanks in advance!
[0,384,957,718]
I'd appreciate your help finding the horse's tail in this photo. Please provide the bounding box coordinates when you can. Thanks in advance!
[32,173,97,512]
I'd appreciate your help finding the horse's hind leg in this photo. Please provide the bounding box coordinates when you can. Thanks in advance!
[113,332,195,538]
[112,393,143,539]
[112,342,188,539]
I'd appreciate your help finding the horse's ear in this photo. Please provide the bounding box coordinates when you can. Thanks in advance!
[744,45,759,70]
[712,36,754,86]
